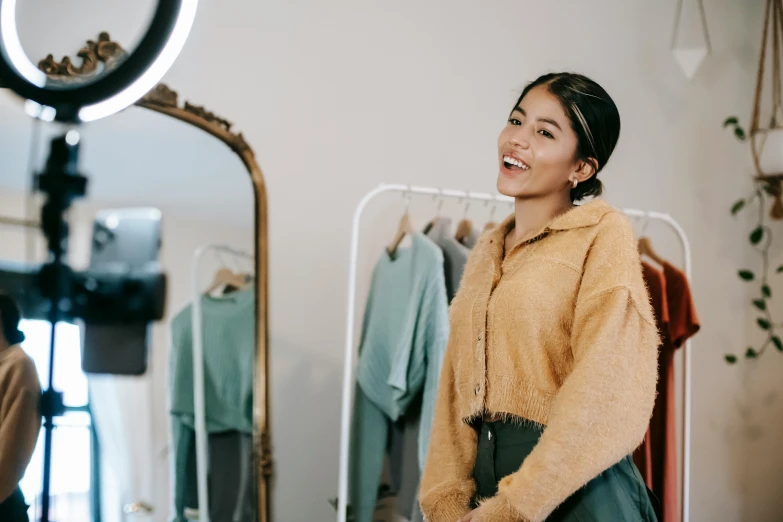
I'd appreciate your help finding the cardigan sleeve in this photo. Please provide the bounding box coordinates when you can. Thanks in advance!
[0,354,42,503]
[477,212,660,522]
[418,341,478,522]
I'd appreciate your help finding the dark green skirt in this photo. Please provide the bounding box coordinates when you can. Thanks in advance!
[472,420,658,522]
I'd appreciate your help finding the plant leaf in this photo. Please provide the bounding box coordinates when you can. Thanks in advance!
[725,354,738,364]
[731,199,745,215]
[778,265,783,273]
[763,284,772,298]
[773,336,783,352]
[739,270,755,281]
[746,347,758,358]
[750,226,764,245]
[764,183,777,195]
[753,298,767,311]
[735,127,746,140]
[724,116,739,127]
[758,317,772,330]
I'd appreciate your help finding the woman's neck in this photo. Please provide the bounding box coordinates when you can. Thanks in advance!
[512,194,573,242]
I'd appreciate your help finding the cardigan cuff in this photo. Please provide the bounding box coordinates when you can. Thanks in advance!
[419,489,472,522]
[477,494,531,522]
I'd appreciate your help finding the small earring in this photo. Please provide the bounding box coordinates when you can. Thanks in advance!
[571,179,578,189]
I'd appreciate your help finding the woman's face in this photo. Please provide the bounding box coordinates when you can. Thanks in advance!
[496,85,583,199]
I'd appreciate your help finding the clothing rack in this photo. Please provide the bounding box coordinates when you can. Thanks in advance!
[336,183,694,522]
[189,244,254,522]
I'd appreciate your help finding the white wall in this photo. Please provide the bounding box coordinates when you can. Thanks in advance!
[1,1,782,521]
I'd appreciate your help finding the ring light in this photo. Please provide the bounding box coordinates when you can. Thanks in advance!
[0,0,198,123]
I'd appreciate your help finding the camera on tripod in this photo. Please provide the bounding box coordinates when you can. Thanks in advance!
[0,131,168,376]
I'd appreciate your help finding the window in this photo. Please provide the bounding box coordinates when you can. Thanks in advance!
[18,320,98,522]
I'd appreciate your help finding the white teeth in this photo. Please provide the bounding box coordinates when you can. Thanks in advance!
[504,156,529,169]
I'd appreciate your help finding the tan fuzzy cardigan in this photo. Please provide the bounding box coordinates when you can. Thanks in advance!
[0,345,41,503]
[419,200,659,522]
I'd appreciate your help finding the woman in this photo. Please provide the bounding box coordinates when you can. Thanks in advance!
[0,293,41,522]
[419,72,659,522]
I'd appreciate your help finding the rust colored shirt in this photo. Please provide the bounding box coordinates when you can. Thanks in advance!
[633,261,699,522]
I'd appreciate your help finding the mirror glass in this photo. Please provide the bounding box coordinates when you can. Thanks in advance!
[0,95,257,522]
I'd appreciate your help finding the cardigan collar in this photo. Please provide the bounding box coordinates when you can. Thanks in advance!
[489,199,614,244]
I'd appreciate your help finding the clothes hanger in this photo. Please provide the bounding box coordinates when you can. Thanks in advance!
[205,250,252,295]
[205,267,250,295]
[484,199,499,231]
[637,213,666,267]
[454,195,473,243]
[423,189,445,234]
[386,188,415,258]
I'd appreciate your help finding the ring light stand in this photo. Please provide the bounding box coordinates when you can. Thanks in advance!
[0,2,198,520]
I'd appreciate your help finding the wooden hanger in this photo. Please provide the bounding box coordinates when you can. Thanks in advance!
[455,218,473,242]
[386,213,415,258]
[483,200,499,231]
[638,236,666,267]
[424,190,445,234]
[636,213,666,266]
[205,267,250,295]
[454,196,473,243]
[387,190,415,258]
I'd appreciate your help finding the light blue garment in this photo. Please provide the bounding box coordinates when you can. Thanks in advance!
[350,233,449,522]
[168,287,255,522]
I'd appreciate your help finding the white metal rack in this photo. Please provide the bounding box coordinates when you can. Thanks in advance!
[189,244,254,522]
[336,183,694,522]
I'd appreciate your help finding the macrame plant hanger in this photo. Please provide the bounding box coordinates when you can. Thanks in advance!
[751,0,783,219]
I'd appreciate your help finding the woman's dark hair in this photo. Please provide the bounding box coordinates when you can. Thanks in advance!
[0,293,25,345]
[514,72,621,202]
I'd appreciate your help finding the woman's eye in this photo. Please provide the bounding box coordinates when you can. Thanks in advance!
[508,118,522,126]
[538,129,554,139]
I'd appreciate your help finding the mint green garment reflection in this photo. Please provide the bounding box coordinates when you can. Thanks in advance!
[349,233,449,522]
[169,286,255,522]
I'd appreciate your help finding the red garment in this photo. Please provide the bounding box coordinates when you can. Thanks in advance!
[633,261,700,522]
[633,262,669,489]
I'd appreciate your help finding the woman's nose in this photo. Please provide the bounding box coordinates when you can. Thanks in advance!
[509,123,533,148]
[510,131,530,149]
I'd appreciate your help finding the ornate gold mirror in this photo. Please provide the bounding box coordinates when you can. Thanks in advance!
[1,32,271,522]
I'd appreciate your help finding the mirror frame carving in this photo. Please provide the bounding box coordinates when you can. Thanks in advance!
[5,32,272,522]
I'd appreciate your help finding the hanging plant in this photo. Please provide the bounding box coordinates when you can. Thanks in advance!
[723,0,783,363]
[722,157,783,363]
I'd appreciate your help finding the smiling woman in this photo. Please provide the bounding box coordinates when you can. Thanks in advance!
[418,72,659,522]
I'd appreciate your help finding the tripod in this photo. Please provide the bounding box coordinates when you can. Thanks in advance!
[35,130,87,522]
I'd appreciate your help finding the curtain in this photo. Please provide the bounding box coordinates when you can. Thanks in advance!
[89,374,156,522]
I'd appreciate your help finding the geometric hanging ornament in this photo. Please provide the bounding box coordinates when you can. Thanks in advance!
[749,0,783,218]
[671,0,711,79]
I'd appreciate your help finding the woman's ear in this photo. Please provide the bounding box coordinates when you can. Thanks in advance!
[575,159,597,183]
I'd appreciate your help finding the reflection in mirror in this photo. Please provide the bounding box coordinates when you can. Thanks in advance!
[14,0,156,89]
[0,35,269,522]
